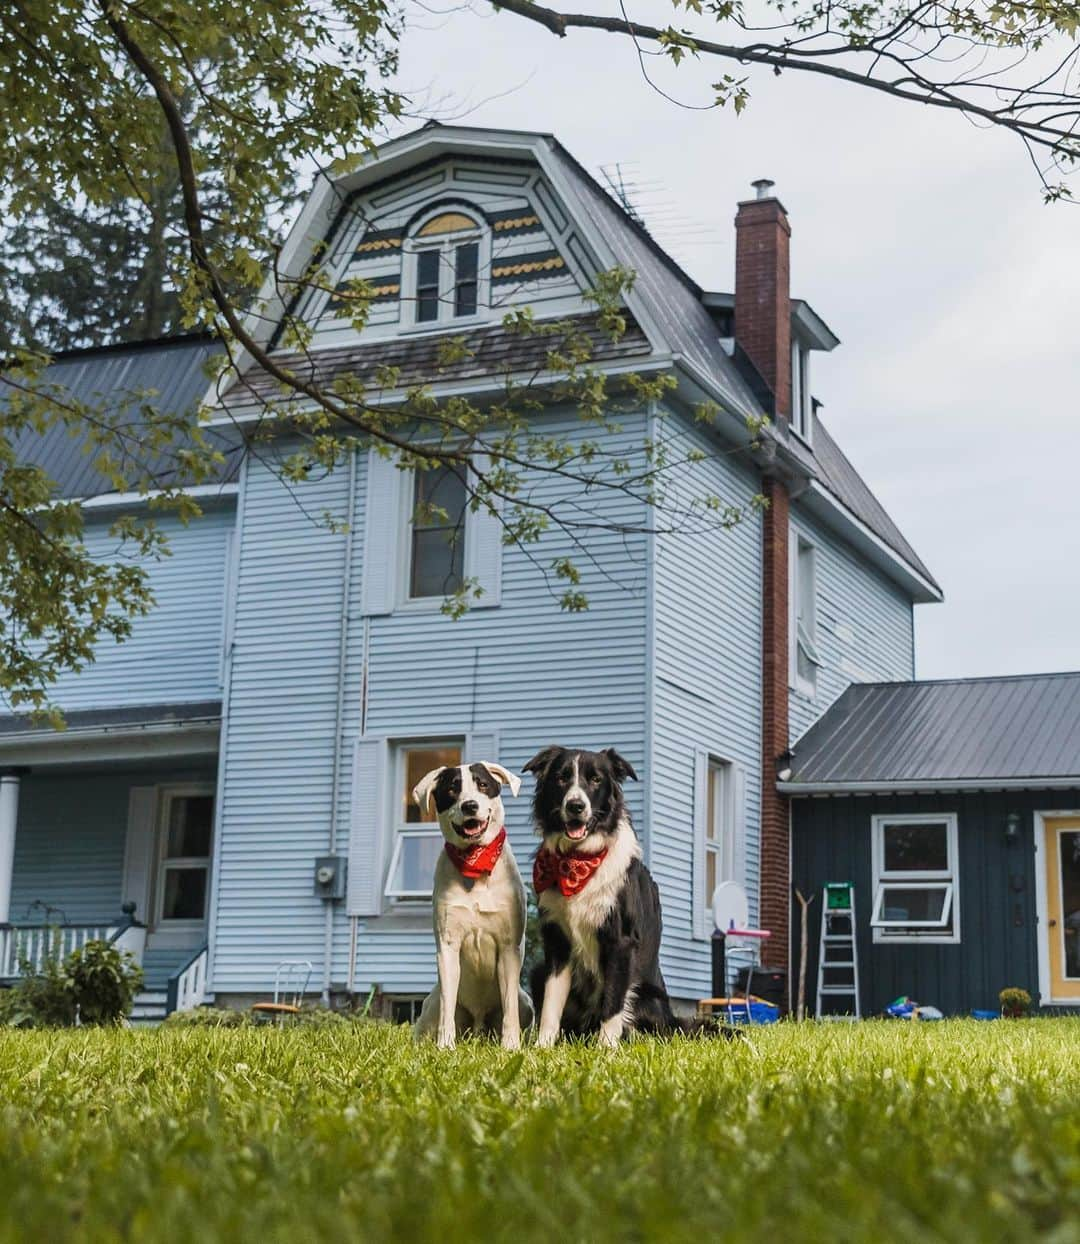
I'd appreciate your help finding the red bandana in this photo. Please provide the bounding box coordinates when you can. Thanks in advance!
[533,846,609,898]
[444,827,507,879]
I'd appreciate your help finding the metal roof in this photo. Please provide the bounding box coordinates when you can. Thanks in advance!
[3,336,240,499]
[785,673,1080,790]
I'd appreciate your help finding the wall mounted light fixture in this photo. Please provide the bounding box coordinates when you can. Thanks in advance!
[1005,812,1022,846]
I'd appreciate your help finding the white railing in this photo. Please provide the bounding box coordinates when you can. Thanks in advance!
[0,923,120,979]
[168,945,209,1014]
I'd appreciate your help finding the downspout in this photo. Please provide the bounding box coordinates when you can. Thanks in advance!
[324,444,359,1005]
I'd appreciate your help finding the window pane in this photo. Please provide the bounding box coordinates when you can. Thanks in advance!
[387,833,443,895]
[416,249,440,322]
[162,867,207,920]
[705,848,717,909]
[167,795,214,858]
[455,242,479,317]
[404,744,462,823]
[880,885,948,924]
[410,529,463,598]
[1059,831,1080,977]
[415,466,467,530]
[883,822,949,873]
[707,765,724,843]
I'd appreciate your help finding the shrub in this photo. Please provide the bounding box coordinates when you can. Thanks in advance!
[163,1006,250,1028]
[1000,986,1033,1018]
[64,941,143,1025]
[0,937,142,1028]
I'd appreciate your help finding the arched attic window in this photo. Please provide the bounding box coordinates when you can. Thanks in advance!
[404,206,487,327]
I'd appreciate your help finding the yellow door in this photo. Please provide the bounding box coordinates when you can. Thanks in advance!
[1044,816,1080,1001]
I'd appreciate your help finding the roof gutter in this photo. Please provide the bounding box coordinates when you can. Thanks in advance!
[780,775,1080,795]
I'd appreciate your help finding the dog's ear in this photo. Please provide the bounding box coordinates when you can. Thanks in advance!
[522,746,562,779]
[412,767,447,817]
[605,749,639,783]
[480,763,522,797]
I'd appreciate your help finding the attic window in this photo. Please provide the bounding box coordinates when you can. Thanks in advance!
[790,339,812,442]
[406,208,486,327]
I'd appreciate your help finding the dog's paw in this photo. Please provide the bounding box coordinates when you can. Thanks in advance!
[436,1034,457,1051]
[500,1031,521,1051]
[535,1029,559,1049]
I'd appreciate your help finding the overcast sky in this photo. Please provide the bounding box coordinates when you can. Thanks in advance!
[390,4,1080,681]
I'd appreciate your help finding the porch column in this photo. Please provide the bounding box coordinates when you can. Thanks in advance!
[0,770,22,925]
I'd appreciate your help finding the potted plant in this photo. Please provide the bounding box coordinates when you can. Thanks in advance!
[999,986,1032,1018]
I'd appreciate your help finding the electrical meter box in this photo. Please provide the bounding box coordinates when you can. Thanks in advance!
[313,855,347,900]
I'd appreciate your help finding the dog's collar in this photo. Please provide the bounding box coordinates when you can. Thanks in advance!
[444,827,507,879]
[533,845,608,898]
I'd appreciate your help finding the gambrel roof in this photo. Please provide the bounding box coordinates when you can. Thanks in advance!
[5,123,938,600]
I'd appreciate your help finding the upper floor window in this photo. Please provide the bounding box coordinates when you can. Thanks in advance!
[790,532,820,697]
[409,465,467,600]
[790,339,812,442]
[406,208,486,327]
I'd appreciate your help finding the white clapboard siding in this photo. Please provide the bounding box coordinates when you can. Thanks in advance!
[41,506,235,710]
[787,506,916,743]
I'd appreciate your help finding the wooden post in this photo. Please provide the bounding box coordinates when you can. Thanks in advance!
[795,888,815,1022]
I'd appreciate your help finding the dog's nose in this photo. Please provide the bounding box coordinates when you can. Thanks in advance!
[566,798,586,816]
[460,800,479,816]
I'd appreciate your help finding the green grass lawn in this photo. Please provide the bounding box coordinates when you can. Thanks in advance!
[2,1020,1079,1242]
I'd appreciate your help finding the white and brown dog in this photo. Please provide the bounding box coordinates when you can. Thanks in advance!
[412,761,534,1049]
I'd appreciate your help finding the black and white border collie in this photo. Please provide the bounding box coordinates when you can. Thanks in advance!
[524,745,685,1047]
[412,761,534,1050]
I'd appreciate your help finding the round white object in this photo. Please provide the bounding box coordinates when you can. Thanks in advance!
[711,880,749,933]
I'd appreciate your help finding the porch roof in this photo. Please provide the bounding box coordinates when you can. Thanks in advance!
[781,673,1080,793]
[0,701,222,768]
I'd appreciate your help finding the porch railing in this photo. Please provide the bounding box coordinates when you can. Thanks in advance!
[0,904,145,980]
[166,944,209,1015]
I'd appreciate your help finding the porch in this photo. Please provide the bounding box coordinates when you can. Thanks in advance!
[0,702,221,1020]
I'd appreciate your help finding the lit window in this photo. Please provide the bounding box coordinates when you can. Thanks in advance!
[384,742,463,900]
[409,466,467,599]
[790,339,812,441]
[790,532,820,696]
[408,210,484,326]
[870,815,960,943]
[704,760,737,924]
[157,789,214,923]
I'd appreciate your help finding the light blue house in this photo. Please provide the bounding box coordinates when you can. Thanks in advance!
[0,125,940,1018]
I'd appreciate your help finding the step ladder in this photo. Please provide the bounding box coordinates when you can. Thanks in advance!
[815,882,861,1019]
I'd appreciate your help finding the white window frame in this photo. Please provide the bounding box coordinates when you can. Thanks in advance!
[382,739,463,902]
[704,760,737,923]
[870,813,960,944]
[154,784,215,930]
[789,530,821,698]
[400,465,469,608]
[401,205,491,332]
[790,337,812,443]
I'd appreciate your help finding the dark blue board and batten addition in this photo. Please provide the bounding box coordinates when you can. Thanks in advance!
[790,790,1069,1017]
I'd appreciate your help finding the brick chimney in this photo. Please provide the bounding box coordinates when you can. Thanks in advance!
[734,179,792,421]
[735,178,792,978]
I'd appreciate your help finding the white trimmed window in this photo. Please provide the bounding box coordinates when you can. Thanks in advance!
[791,338,812,442]
[408,466,467,600]
[870,814,960,943]
[156,787,214,925]
[694,752,744,938]
[383,740,462,901]
[790,531,820,697]
[404,208,488,328]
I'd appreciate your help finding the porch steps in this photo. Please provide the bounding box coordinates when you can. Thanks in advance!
[129,991,169,1026]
